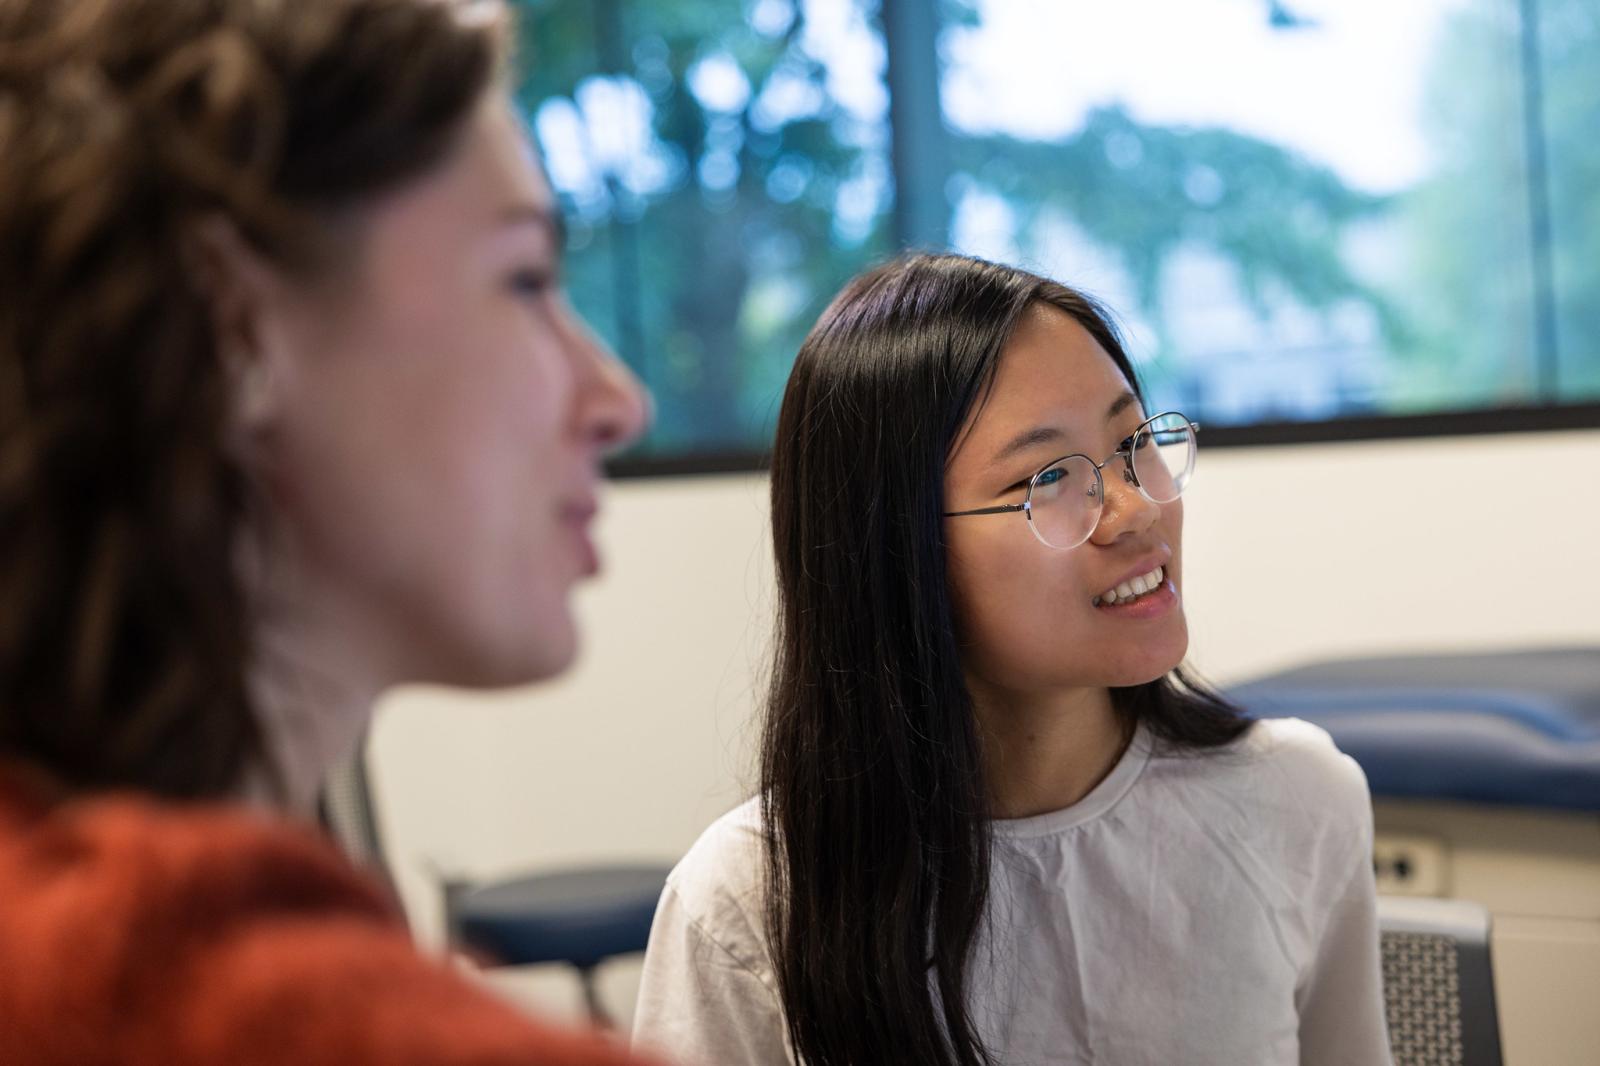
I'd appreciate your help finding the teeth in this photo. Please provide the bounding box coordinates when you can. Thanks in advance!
[1095,566,1164,607]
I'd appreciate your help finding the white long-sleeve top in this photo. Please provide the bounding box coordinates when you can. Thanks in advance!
[632,717,1393,1066]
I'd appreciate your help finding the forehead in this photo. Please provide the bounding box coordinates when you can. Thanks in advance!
[360,97,554,253]
[962,302,1132,445]
[464,97,554,208]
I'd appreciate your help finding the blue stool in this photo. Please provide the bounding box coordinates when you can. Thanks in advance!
[1227,646,1600,813]
[446,864,672,1026]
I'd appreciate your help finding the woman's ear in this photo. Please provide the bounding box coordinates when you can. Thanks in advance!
[182,214,294,436]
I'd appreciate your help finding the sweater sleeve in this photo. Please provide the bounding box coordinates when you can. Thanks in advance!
[0,791,665,1066]
[155,910,655,1066]
[1294,806,1394,1066]
[631,882,792,1066]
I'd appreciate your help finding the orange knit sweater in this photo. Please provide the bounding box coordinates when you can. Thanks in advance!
[0,767,664,1066]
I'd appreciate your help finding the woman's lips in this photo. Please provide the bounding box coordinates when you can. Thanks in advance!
[562,497,600,576]
[572,527,599,576]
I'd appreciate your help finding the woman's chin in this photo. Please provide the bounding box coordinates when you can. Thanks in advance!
[419,611,580,691]
[1105,631,1189,688]
[503,619,579,687]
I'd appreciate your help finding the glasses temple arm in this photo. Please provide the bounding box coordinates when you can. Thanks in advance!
[943,503,1028,517]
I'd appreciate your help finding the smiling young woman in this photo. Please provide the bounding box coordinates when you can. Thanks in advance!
[0,1,657,1062]
[631,254,1392,1066]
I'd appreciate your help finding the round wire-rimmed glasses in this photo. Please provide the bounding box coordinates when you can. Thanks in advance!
[943,412,1199,550]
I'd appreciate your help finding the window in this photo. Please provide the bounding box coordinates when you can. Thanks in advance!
[515,0,1600,467]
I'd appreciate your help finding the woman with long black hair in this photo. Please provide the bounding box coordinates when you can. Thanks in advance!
[633,253,1390,1065]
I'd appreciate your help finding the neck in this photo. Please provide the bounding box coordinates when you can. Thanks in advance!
[969,680,1131,820]
[239,631,382,819]
[238,536,392,820]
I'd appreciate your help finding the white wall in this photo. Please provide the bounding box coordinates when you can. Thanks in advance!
[368,427,1600,1016]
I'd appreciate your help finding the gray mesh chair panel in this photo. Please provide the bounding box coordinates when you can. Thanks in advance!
[1379,896,1503,1066]
[320,735,387,871]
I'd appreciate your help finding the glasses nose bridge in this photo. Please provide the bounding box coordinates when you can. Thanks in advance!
[1095,446,1138,488]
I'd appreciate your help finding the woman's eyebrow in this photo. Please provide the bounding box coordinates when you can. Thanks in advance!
[496,203,566,252]
[987,391,1140,468]
[988,425,1064,468]
[1106,390,1138,421]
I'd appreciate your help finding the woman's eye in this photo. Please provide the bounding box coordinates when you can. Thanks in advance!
[1035,467,1065,487]
[509,269,555,297]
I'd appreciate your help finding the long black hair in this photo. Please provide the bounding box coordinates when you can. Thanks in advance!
[760,253,1250,1066]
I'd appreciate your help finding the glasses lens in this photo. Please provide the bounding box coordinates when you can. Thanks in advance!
[1131,413,1195,503]
[1028,455,1102,549]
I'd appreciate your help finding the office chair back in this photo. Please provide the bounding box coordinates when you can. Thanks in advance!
[320,733,388,873]
[1378,896,1503,1066]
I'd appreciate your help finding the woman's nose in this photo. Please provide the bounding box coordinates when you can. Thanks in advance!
[570,319,651,456]
[1089,457,1161,543]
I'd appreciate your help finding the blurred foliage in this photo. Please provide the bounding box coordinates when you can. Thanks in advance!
[512,0,890,453]
[951,106,1404,359]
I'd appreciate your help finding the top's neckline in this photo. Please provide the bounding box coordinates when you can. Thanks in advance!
[989,722,1152,839]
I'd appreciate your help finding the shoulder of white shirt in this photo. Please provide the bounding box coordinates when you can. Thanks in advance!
[1237,715,1371,797]
[661,796,768,935]
[667,717,1372,907]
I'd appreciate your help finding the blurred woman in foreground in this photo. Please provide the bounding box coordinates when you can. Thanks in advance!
[0,0,655,1062]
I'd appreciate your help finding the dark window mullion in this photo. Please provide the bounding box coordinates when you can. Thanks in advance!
[594,0,648,386]
[881,0,950,250]
[1517,0,1560,400]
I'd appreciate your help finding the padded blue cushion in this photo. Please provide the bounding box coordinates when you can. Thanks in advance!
[453,864,671,970]
[1228,648,1600,813]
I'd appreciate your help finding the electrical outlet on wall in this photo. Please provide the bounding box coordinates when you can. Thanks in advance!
[1372,833,1449,896]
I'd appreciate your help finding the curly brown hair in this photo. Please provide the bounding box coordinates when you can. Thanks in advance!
[0,0,507,799]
